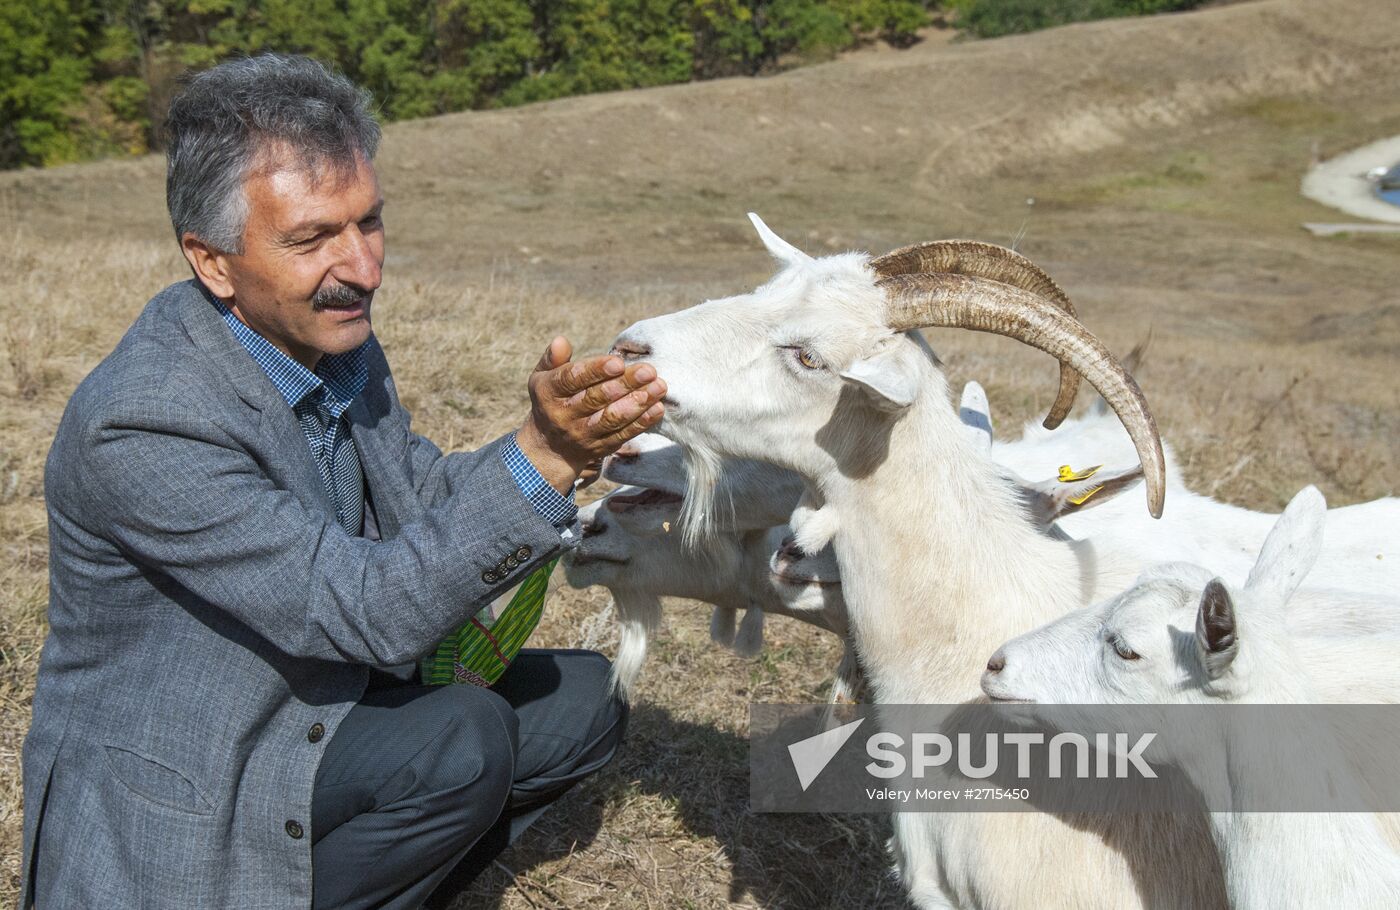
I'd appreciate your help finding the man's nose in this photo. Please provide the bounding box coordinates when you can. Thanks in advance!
[336,225,382,292]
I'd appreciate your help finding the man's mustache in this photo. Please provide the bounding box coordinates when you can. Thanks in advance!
[312,284,371,311]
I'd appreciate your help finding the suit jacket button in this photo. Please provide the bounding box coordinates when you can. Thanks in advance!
[308,723,325,743]
[285,820,304,840]
[505,555,519,569]
[482,570,497,584]
[516,546,532,561]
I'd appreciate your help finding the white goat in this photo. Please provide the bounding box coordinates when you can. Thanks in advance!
[563,491,847,698]
[978,362,1399,597]
[612,215,1400,908]
[982,486,1400,908]
[600,430,807,651]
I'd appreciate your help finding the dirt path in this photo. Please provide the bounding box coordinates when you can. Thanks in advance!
[1302,134,1400,223]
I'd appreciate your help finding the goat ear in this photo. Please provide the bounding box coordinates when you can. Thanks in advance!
[748,212,812,266]
[1195,578,1239,678]
[1245,485,1326,608]
[841,344,918,411]
[959,381,994,453]
[1024,465,1143,527]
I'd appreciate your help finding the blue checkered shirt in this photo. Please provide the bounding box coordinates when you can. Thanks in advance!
[211,298,576,533]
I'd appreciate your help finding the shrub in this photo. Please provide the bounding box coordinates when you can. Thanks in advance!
[0,0,941,169]
[948,0,1209,40]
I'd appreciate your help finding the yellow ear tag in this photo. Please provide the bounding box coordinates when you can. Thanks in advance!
[1058,464,1102,483]
[1067,484,1105,506]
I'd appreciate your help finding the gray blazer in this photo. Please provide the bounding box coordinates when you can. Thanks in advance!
[21,279,574,908]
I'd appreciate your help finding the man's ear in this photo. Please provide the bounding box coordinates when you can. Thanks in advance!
[1195,578,1239,679]
[840,343,919,412]
[181,233,236,299]
[1244,485,1326,609]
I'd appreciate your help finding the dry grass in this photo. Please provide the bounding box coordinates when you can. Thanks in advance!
[2,0,1399,904]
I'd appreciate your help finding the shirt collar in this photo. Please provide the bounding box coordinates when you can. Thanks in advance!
[210,295,369,414]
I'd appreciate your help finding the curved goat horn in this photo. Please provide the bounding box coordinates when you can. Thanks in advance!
[880,272,1165,518]
[870,241,1081,429]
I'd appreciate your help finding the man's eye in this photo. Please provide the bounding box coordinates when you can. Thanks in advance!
[360,215,382,230]
[1110,636,1142,661]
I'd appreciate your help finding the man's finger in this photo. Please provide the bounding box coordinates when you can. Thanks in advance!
[587,388,656,434]
[534,336,573,373]
[598,403,665,450]
[554,353,626,395]
[572,373,665,415]
[571,376,631,414]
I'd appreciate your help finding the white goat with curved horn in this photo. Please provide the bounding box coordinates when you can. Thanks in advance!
[611,215,1212,909]
[610,215,1395,908]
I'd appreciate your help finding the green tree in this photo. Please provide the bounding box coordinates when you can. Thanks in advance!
[761,0,853,63]
[503,0,693,105]
[1,0,92,166]
[836,0,929,45]
[426,0,541,112]
[949,0,1207,39]
[1,0,945,170]
[692,0,931,78]
[691,0,764,78]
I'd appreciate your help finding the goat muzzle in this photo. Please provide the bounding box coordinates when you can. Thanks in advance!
[611,337,652,361]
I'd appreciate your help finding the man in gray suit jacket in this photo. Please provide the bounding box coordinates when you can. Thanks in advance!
[21,55,667,908]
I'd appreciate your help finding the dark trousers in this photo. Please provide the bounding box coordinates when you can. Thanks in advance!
[310,649,627,909]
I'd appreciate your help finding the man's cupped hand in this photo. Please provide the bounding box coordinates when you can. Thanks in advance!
[515,336,665,493]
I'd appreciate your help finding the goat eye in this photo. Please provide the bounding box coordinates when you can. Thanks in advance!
[797,349,823,370]
[1111,636,1142,661]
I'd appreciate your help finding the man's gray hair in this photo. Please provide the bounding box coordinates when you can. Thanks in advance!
[165,54,381,254]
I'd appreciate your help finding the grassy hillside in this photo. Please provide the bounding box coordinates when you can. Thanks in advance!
[2,0,1397,904]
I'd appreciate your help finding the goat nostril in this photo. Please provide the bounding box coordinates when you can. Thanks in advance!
[986,651,1006,674]
[611,338,652,360]
[778,536,807,560]
[582,521,604,538]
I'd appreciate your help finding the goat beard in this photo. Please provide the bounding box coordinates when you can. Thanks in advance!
[679,440,732,550]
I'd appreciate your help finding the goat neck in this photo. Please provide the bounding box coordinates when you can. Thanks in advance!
[1208,710,1400,908]
[818,368,1105,704]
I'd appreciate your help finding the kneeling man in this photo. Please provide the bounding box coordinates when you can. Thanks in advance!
[21,54,664,909]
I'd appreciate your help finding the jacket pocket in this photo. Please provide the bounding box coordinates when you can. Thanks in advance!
[102,744,216,816]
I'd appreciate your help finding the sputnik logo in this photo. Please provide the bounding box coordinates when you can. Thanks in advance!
[787,718,865,791]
